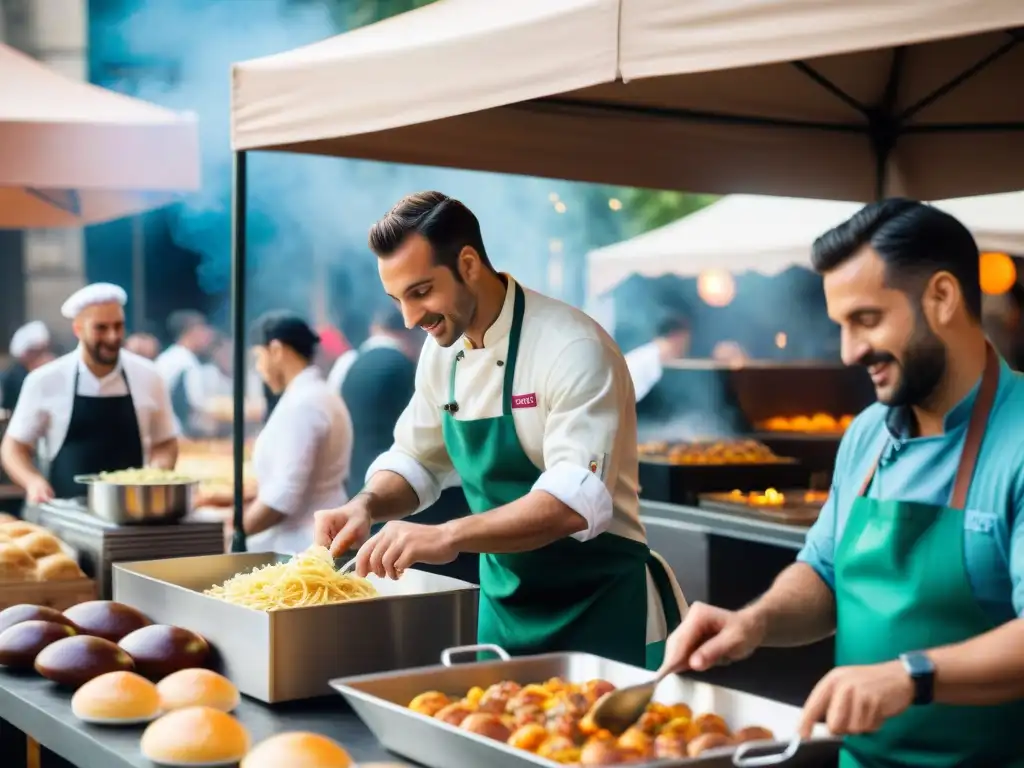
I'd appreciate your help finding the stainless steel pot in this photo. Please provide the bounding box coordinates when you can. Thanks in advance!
[74,474,197,524]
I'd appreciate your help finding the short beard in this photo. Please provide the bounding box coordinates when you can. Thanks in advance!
[887,310,947,408]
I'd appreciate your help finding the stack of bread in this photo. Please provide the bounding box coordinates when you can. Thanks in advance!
[0,520,85,583]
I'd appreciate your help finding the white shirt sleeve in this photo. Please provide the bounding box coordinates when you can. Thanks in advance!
[365,350,455,511]
[625,341,663,403]
[532,338,624,542]
[258,402,329,515]
[148,374,179,445]
[183,364,207,408]
[4,372,49,446]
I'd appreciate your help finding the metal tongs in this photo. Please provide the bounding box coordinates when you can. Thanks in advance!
[334,556,357,574]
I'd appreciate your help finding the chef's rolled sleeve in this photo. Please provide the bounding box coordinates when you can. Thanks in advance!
[258,407,327,515]
[4,371,48,445]
[366,359,454,511]
[534,337,621,543]
[796,492,838,590]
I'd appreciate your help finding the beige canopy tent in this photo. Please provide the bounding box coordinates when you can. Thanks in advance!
[224,0,1024,544]
[232,0,1024,201]
[586,192,1024,298]
[0,43,200,228]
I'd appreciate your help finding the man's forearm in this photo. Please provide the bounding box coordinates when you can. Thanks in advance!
[743,563,837,647]
[441,490,586,554]
[361,470,422,522]
[242,499,285,536]
[928,618,1024,705]
[0,437,44,488]
[149,439,178,469]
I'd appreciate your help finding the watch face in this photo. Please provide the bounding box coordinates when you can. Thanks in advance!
[903,651,934,676]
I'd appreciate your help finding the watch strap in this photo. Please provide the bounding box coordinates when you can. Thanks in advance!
[900,651,935,705]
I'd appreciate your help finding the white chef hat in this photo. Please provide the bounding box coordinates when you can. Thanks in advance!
[60,282,128,320]
[9,321,50,358]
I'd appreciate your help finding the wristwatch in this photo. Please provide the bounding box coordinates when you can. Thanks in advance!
[899,651,935,705]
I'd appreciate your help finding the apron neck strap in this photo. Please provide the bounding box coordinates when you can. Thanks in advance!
[446,283,527,417]
[858,344,1000,508]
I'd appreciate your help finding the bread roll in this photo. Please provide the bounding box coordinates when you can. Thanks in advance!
[63,601,151,643]
[157,668,240,713]
[0,543,37,582]
[34,635,135,688]
[241,732,353,768]
[35,554,85,582]
[141,707,250,765]
[118,625,210,681]
[0,521,43,538]
[0,604,78,635]
[15,531,62,559]
[71,671,161,723]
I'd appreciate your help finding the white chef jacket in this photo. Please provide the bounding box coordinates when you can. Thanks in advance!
[248,367,353,555]
[367,278,686,641]
[368,277,645,545]
[6,348,178,462]
[625,341,663,403]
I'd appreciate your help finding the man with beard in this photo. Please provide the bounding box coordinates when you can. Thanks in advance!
[315,191,686,669]
[0,283,178,504]
[658,199,1024,768]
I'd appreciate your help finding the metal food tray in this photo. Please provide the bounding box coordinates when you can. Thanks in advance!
[113,553,479,703]
[331,644,840,768]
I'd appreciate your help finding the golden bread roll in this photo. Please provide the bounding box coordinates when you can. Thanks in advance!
[0,543,37,582]
[35,554,86,582]
[687,732,734,757]
[0,513,16,524]
[241,732,353,768]
[71,671,161,723]
[141,707,250,765]
[0,521,44,538]
[157,668,240,713]
[15,531,63,558]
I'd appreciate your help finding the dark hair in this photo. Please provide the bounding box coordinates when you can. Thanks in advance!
[811,198,981,319]
[167,310,207,340]
[656,313,690,337]
[368,191,491,278]
[251,311,320,362]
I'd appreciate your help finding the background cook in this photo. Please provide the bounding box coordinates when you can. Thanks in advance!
[0,283,179,504]
[1,321,53,412]
[316,191,686,669]
[657,200,1024,768]
[237,311,353,554]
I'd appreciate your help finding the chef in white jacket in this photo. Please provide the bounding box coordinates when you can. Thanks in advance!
[315,191,687,669]
[624,314,691,404]
[0,283,178,503]
[240,311,353,554]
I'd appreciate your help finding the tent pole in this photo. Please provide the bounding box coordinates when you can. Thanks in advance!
[230,150,248,553]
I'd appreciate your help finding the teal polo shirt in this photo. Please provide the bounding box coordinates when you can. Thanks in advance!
[797,357,1024,624]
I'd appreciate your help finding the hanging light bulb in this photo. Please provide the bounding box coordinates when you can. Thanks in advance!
[697,269,736,307]
[554,201,567,214]
[775,332,787,349]
[979,252,1016,295]
[608,198,622,211]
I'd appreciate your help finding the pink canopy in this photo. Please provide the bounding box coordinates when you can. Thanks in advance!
[0,44,200,228]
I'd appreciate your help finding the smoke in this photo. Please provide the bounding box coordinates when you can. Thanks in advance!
[95,0,609,332]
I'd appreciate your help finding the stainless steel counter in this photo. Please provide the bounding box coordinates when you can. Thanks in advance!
[0,670,405,768]
[641,499,809,550]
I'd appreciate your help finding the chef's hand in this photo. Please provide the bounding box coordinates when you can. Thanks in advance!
[799,661,914,738]
[657,602,766,676]
[25,476,54,505]
[314,499,372,557]
[355,521,458,580]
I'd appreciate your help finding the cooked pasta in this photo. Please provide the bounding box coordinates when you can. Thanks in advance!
[204,546,377,611]
[98,468,196,484]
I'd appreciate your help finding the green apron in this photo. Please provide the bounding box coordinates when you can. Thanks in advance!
[441,284,681,669]
[834,345,1024,768]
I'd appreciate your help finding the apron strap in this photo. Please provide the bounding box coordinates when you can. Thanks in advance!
[501,284,526,417]
[857,344,1000,508]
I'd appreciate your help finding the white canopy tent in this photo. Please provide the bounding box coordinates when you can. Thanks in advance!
[232,0,1024,200]
[586,192,1024,298]
[0,44,200,228]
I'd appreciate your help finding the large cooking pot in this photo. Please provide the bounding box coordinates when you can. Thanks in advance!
[74,474,197,524]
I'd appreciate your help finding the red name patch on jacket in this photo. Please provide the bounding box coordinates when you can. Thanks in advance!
[511,393,537,409]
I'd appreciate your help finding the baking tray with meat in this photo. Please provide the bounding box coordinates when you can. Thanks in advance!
[698,490,828,526]
[331,644,840,768]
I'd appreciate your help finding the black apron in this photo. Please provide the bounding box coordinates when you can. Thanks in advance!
[48,366,145,500]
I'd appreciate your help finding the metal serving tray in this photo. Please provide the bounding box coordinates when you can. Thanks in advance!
[331,644,840,768]
[112,553,479,703]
